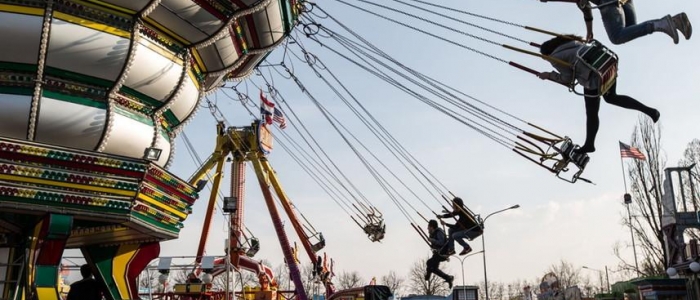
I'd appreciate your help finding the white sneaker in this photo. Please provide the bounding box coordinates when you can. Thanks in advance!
[672,13,692,40]
[655,15,679,44]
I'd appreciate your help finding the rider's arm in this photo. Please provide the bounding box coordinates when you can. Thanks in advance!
[578,0,594,39]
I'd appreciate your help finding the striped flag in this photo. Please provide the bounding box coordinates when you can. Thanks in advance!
[273,107,287,129]
[260,90,274,125]
[619,142,646,160]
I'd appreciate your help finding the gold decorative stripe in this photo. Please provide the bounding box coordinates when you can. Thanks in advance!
[187,68,200,90]
[0,4,43,16]
[138,194,187,219]
[139,39,183,65]
[143,17,189,45]
[0,174,136,197]
[53,11,130,38]
[191,49,208,72]
[81,0,136,15]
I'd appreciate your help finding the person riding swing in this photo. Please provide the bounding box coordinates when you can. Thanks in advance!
[438,197,481,256]
[426,219,454,288]
[539,0,691,45]
[537,35,660,154]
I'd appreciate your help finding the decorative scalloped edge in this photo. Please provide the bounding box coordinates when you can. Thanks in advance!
[155,51,191,116]
[28,0,54,141]
[164,131,176,169]
[97,97,115,152]
[109,22,141,97]
[138,0,162,18]
[206,35,288,80]
[193,0,272,49]
[170,88,204,134]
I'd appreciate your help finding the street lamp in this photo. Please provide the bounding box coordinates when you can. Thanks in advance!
[456,250,484,292]
[482,204,520,300]
[582,266,610,293]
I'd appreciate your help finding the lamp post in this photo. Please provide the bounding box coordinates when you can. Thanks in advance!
[456,250,484,294]
[582,266,610,293]
[482,204,520,300]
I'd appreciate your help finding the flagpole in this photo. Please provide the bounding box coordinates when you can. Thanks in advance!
[620,142,640,276]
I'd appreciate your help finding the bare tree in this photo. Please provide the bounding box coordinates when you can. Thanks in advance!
[337,271,364,290]
[138,270,161,292]
[615,118,667,276]
[380,270,405,296]
[407,258,451,296]
[547,260,581,288]
[171,269,189,284]
[478,281,504,300]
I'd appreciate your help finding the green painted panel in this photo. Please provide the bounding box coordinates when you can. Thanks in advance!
[34,265,58,287]
[47,214,73,238]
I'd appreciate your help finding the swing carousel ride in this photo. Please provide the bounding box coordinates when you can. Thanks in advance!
[0,0,625,299]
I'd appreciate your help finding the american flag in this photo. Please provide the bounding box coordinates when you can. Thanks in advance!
[619,141,646,160]
[273,107,287,129]
[260,90,274,125]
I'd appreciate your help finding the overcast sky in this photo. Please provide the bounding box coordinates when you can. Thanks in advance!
[138,0,699,291]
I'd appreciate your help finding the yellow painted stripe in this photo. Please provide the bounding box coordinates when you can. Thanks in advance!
[0,4,44,15]
[0,174,136,197]
[191,49,208,72]
[138,194,187,219]
[36,287,59,300]
[82,0,136,15]
[139,39,183,65]
[27,219,44,288]
[53,11,130,38]
[188,68,200,90]
[143,18,189,44]
[112,244,139,298]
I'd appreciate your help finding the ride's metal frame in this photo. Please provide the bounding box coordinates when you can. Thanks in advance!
[186,121,334,300]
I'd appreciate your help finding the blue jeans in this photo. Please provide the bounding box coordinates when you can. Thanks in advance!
[447,227,471,251]
[599,0,654,44]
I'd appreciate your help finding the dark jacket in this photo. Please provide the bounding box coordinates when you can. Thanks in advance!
[429,227,447,253]
[442,207,479,231]
[67,278,103,300]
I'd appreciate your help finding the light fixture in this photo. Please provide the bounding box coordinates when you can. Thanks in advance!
[690,262,700,273]
[667,267,678,277]
[202,273,213,284]
[144,147,162,161]
[195,180,207,192]
[158,273,169,284]
[624,193,632,204]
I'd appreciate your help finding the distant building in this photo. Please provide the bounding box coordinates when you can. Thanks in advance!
[401,285,479,300]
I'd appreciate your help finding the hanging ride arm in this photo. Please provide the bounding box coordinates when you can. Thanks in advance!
[250,156,309,300]
[261,158,323,263]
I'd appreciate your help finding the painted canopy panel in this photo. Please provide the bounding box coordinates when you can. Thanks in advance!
[46,19,129,82]
[34,96,106,151]
[0,0,296,168]
[122,41,183,102]
[148,5,210,43]
[168,72,200,121]
[0,93,31,139]
[0,12,42,65]
[101,109,158,159]
[161,0,224,35]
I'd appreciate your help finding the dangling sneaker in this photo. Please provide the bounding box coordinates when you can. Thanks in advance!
[655,15,679,44]
[672,13,692,40]
[459,246,472,256]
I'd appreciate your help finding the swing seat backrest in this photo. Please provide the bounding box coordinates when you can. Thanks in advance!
[575,41,618,95]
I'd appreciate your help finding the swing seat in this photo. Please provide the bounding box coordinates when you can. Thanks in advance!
[311,232,326,252]
[571,40,618,97]
[363,221,386,242]
[246,238,260,257]
[550,138,592,184]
